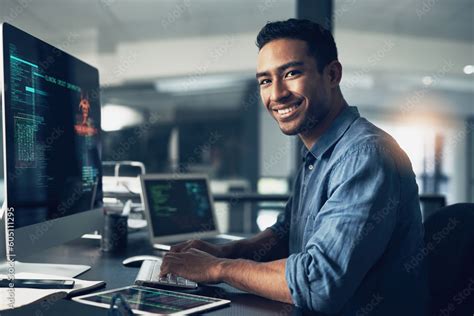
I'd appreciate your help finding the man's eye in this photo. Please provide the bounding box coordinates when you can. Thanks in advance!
[259,79,271,85]
[285,70,300,78]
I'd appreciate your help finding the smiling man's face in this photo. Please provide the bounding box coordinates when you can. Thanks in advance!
[257,38,332,136]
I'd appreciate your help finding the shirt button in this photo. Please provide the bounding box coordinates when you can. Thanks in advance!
[308,164,314,170]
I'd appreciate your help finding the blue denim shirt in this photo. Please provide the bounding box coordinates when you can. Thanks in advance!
[270,106,428,315]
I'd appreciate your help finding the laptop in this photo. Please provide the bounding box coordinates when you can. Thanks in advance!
[140,174,243,250]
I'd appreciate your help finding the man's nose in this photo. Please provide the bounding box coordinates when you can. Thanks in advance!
[270,80,290,103]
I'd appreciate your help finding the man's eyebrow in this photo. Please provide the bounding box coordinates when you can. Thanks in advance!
[256,61,305,79]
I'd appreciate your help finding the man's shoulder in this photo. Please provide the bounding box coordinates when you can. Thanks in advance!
[330,116,401,165]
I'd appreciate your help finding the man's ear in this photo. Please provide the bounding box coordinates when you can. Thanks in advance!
[326,60,342,87]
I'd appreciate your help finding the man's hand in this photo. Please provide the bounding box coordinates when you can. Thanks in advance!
[169,239,231,258]
[160,248,226,283]
[161,247,292,304]
[169,229,288,262]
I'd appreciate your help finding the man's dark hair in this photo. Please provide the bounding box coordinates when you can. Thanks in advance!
[256,19,338,73]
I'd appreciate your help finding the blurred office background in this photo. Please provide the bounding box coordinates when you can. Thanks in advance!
[1,0,472,232]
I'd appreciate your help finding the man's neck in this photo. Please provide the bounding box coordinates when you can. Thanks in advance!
[299,98,348,150]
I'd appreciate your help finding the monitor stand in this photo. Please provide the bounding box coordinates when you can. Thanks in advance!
[0,209,90,278]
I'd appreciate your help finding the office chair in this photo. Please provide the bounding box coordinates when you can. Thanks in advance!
[423,203,474,315]
[419,194,446,222]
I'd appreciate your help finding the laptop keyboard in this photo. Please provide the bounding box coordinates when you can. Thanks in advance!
[135,259,198,289]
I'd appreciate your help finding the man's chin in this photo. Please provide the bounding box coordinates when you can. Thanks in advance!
[278,119,320,136]
[278,124,300,136]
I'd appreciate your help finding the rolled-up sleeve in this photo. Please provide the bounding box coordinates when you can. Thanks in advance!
[286,145,399,313]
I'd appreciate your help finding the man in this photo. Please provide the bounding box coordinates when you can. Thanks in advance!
[160,19,428,315]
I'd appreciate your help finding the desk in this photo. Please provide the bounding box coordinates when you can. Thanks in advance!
[2,230,300,316]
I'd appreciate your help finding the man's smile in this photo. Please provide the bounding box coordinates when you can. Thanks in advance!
[272,100,303,121]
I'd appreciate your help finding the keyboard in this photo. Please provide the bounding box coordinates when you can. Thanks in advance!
[135,259,198,289]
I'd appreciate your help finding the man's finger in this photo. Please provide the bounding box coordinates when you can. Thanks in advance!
[163,253,180,262]
[160,257,177,276]
[187,247,203,254]
[169,240,191,252]
[188,248,212,256]
[160,252,186,275]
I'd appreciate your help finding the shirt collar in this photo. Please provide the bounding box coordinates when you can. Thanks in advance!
[301,106,360,161]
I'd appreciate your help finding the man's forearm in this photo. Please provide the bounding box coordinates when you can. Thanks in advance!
[223,228,288,261]
[218,258,293,304]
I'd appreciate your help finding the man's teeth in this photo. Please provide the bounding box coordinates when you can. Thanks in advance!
[277,104,298,115]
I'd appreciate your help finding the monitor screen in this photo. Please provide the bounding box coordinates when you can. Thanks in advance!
[2,23,103,229]
[143,178,216,237]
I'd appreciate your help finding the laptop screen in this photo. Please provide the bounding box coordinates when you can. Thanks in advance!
[143,178,216,237]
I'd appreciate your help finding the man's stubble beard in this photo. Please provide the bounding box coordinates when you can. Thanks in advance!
[280,103,330,136]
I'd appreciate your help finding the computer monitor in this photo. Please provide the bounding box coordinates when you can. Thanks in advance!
[0,23,103,277]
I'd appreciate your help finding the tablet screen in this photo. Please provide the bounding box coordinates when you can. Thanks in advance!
[74,285,230,315]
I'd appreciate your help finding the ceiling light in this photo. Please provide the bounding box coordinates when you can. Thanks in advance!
[422,76,433,86]
[155,75,237,93]
[101,104,143,132]
[463,65,474,75]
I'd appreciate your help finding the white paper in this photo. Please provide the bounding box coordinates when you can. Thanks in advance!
[0,272,104,311]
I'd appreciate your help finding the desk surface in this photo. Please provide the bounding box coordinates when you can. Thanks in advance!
[2,230,300,316]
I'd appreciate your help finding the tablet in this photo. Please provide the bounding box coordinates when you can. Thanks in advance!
[72,285,230,315]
